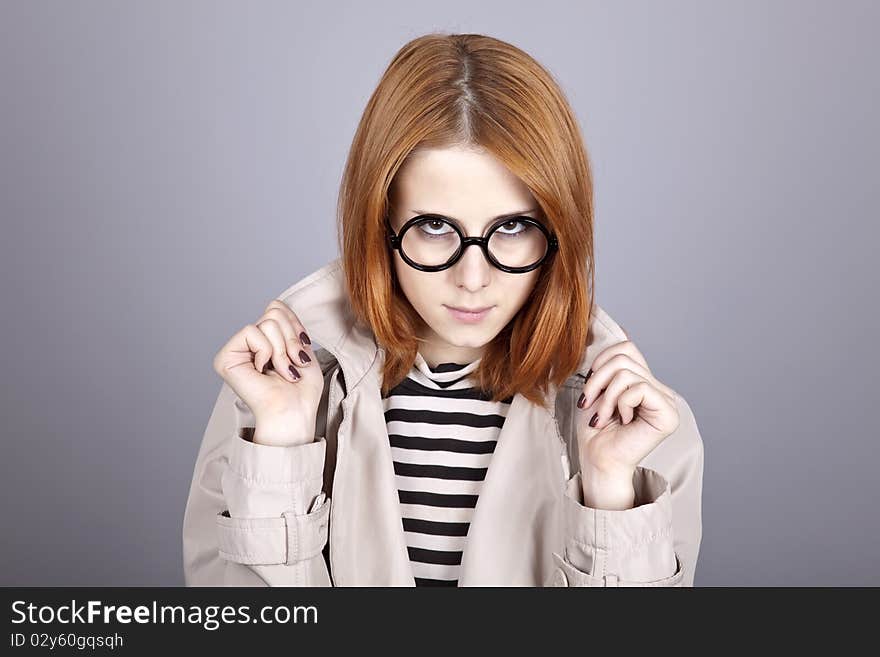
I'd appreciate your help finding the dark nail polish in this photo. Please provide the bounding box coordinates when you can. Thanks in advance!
[577,392,586,409]
[299,350,311,364]
[585,369,593,381]
[289,364,300,380]
[299,331,311,345]
[589,412,599,427]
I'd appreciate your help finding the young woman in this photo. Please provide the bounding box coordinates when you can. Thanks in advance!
[183,33,704,587]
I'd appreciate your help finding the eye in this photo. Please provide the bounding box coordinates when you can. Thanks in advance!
[416,218,455,238]
[494,219,530,237]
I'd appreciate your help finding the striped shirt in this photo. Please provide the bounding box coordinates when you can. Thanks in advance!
[381,351,514,586]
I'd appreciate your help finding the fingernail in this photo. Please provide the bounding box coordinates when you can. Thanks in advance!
[577,392,586,409]
[589,412,599,427]
[300,331,311,345]
[299,350,311,364]
[288,364,301,380]
[585,369,593,381]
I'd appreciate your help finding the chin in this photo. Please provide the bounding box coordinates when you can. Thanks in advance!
[442,325,497,346]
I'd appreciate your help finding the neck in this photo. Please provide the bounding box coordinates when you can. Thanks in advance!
[416,328,484,368]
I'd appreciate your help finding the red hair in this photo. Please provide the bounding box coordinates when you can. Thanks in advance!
[336,32,596,408]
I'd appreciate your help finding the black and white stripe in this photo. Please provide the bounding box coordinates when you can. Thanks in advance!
[382,352,513,586]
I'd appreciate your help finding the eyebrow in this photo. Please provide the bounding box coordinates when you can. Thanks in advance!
[409,208,541,228]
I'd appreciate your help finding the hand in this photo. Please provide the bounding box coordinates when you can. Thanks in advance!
[212,299,323,445]
[575,338,680,480]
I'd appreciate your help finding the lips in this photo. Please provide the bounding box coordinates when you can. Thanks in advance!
[445,305,494,324]
[446,305,494,313]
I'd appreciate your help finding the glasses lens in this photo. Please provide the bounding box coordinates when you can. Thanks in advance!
[400,218,460,267]
[400,217,548,269]
[487,219,549,268]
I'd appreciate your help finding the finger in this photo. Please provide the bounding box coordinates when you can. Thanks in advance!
[617,382,680,435]
[590,369,646,429]
[240,324,274,375]
[618,383,642,425]
[581,354,650,407]
[587,340,674,400]
[256,318,300,382]
[583,353,675,408]
[263,300,313,351]
[264,300,313,347]
[589,339,650,373]
[591,340,677,401]
[259,306,313,368]
[263,298,297,322]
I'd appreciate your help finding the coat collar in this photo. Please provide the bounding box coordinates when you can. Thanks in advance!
[271,257,380,402]
[278,258,627,585]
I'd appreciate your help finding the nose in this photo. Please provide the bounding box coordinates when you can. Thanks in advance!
[453,242,491,290]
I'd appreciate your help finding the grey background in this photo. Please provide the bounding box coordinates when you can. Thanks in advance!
[1,0,877,586]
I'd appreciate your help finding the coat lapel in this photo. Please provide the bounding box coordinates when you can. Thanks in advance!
[281,260,414,586]
[458,313,622,585]
[330,349,415,586]
[457,381,567,585]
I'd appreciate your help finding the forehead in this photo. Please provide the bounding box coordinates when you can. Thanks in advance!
[391,146,538,225]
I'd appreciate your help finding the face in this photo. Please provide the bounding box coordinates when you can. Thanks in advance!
[388,145,544,367]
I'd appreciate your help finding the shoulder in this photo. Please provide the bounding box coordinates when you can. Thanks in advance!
[568,302,631,380]
[266,258,369,375]
[591,302,630,342]
[273,257,346,307]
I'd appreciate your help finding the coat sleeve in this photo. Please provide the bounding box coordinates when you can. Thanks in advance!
[549,391,704,587]
[182,362,339,587]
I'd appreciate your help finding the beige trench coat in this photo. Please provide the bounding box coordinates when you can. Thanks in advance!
[182,258,704,587]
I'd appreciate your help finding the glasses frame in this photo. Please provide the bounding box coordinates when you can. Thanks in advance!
[386,213,559,274]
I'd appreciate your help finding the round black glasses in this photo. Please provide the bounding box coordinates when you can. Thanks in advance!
[386,214,559,274]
